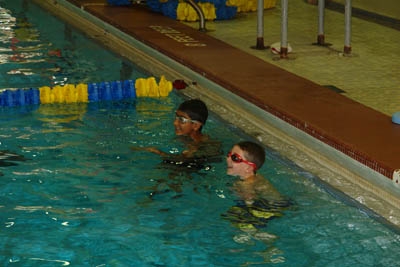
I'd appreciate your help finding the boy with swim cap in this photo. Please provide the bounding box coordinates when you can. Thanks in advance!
[132,99,222,196]
[135,98,219,158]
[174,99,208,140]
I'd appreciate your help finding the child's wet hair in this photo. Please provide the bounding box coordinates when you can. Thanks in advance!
[177,99,208,125]
[237,141,266,170]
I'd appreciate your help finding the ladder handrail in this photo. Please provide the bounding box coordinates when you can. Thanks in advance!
[185,0,206,32]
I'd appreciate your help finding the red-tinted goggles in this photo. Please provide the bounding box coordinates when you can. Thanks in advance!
[227,152,257,171]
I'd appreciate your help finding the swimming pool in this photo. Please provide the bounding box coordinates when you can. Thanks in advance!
[1,0,400,266]
[2,97,400,266]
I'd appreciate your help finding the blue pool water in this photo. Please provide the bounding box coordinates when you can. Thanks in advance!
[1,0,400,266]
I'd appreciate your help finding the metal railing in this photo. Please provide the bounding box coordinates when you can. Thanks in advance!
[186,0,206,32]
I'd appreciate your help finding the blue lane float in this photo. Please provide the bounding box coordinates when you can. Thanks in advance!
[87,80,136,102]
[0,75,173,107]
[0,88,40,107]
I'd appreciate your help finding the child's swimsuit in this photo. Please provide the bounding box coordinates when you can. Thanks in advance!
[222,197,294,229]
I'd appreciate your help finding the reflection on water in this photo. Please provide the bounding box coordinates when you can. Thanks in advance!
[0,6,61,87]
[0,1,147,92]
[35,103,87,125]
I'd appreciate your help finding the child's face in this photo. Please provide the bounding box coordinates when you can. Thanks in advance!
[226,145,256,178]
[173,110,202,136]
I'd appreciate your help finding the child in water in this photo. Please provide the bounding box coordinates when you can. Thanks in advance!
[224,141,291,230]
[132,98,222,195]
[136,98,221,160]
[226,141,282,204]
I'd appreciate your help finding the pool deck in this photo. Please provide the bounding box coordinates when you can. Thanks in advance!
[63,1,400,183]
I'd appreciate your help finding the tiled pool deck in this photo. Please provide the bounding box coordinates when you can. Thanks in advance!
[38,0,400,223]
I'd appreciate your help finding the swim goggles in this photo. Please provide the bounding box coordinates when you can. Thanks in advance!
[175,115,200,124]
[227,151,257,171]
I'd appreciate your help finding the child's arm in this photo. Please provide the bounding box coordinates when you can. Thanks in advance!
[130,146,168,157]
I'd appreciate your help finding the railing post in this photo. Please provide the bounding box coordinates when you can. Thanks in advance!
[344,0,352,54]
[280,0,289,58]
[317,0,325,45]
[253,0,268,49]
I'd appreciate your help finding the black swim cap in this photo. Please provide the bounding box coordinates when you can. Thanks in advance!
[177,99,208,124]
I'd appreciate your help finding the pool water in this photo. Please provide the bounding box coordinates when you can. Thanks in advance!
[0,0,147,90]
[2,95,400,267]
[1,0,400,266]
